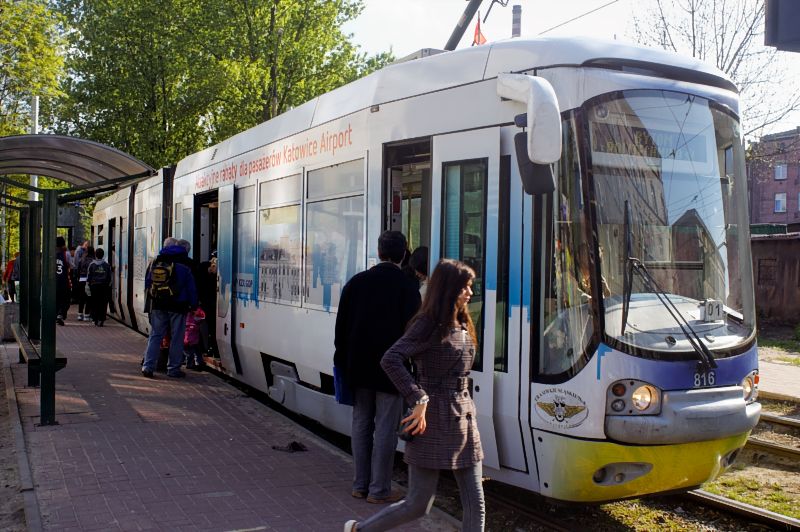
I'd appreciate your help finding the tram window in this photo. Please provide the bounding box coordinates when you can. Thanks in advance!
[305,159,366,311]
[260,174,301,207]
[307,159,363,200]
[235,212,257,300]
[495,156,511,373]
[539,116,594,377]
[259,205,302,305]
[236,185,256,212]
[442,158,487,369]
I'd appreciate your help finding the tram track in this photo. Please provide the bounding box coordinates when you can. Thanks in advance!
[683,490,800,531]
[747,411,800,461]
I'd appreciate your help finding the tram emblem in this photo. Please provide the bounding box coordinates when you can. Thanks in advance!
[534,388,588,428]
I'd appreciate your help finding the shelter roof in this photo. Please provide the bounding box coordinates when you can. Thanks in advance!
[0,134,155,189]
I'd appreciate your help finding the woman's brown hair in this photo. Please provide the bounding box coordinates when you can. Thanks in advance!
[413,258,477,345]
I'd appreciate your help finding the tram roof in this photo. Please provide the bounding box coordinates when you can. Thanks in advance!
[176,36,735,177]
[0,134,156,192]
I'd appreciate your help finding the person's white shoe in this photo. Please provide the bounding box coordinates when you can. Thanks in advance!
[344,520,357,532]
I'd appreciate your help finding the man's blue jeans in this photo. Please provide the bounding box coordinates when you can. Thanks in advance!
[143,310,186,376]
[351,388,403,499]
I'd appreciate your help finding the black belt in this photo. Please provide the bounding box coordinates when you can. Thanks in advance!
[419,376,470,392]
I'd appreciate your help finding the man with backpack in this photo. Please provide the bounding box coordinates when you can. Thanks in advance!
[87,248,112,326]
[142,237,198,379]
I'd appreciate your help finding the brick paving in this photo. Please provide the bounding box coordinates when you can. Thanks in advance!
[3,319,455,532]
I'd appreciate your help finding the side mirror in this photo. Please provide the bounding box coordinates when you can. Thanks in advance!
[514,133,555,195]
[498,74,562,194]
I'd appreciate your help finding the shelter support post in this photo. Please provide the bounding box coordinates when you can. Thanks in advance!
[18,209,28,329]
[39,190,58,425]
[27,202,42,341]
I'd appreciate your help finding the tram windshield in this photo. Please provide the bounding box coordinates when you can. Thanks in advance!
[588,90,755,356]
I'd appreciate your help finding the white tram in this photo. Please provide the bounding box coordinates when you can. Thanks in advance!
[94,37,760,502]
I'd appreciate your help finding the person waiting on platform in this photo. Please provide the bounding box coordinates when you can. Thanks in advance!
[334,231,421,505]
[3,251,19,302]
[141,237,198,379]
[76,246,95,321]
[87,248,112,327]
[345,259,485,532]
[55,236,72,326]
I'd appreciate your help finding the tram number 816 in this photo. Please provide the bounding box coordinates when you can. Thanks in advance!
[693,370,716,387]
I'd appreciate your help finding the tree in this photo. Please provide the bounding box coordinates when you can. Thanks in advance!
[632,0,800,141]
[0,0,64,136]
[52,0,394,168]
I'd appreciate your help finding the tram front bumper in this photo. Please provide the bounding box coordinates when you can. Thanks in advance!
[534,430,749,502]
[605,385,761,444]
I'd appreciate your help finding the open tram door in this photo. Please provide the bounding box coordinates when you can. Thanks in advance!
[431,128,501,470]
[215,184,242,374]
[108,217,120,318]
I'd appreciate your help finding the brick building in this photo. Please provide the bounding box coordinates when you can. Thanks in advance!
[748,127,800,231]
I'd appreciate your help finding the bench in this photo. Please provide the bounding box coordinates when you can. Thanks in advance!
[11,323,68,387]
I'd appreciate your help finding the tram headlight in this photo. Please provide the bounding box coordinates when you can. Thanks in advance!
[741,371,758,403]
[606,380,661,415]
[631,385,657,411]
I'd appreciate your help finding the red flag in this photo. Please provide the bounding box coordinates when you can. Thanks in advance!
[473,12,487,46]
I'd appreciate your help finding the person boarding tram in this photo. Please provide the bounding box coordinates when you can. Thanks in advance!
[334,231,421,504]
[141,237,198,379]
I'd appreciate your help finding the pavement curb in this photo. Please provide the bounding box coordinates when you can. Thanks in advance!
[2,342,43,532]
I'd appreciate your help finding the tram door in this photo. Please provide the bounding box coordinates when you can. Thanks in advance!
[215,184,241,373]
[108,217,120,318]
[431,128,501,470]
[384,139,432,252]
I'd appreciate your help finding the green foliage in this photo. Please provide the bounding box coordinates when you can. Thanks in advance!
[52,0,394,168]
[0,0,64,136]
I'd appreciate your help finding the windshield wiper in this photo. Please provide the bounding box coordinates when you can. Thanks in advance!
[619,201,717,371]
[620,201,634,337]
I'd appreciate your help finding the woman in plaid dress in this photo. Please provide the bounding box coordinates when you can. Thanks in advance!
[345,259,485,532]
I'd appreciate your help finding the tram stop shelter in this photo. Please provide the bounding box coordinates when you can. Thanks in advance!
[0,134,155,425]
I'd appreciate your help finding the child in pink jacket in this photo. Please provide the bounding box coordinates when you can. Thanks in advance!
[184,307,206,370]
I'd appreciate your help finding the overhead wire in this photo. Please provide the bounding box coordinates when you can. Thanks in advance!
[538,0,621,36]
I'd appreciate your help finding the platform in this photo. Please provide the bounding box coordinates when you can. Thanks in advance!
[2,319,456,531]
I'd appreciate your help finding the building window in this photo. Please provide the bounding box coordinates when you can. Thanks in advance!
[774,163,787,180]
[775,192,787,212]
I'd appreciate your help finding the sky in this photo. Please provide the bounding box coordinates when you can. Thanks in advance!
[342,0,800,136]
[343,0,638,57]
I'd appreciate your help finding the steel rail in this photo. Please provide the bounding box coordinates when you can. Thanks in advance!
[760,412,800,430]
[746,437,800,460]
[685,490,800,531]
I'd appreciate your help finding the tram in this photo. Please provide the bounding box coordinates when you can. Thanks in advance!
[93,36,761,502]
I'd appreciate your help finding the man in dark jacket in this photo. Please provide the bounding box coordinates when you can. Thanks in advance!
[141,237,198,378]
[334,231,421,503]
[55,236,71,325]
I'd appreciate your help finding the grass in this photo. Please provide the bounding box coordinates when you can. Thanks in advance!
[760,398,800,416]
[758,337,800,353]
[705,476,800,519]
[775,355,800,367]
